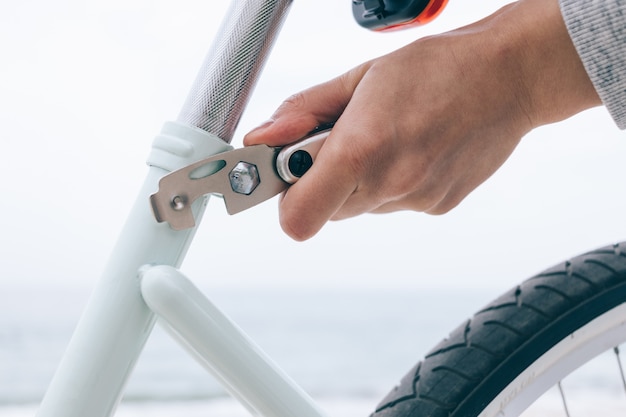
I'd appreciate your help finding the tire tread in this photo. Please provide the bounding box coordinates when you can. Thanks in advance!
[372,243,626,417]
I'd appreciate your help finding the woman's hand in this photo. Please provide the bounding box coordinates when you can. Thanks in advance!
[244,0,600,241]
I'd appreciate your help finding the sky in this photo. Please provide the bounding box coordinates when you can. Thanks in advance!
[1,0,625,295]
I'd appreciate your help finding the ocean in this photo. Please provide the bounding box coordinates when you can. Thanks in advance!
[1,285,625,416]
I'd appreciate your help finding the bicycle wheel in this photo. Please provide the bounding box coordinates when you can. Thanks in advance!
[373,242,626,417]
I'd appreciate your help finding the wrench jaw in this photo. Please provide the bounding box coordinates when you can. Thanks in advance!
[149,145,286,231]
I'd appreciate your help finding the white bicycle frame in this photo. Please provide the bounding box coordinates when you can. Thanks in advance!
[35,1,327,416]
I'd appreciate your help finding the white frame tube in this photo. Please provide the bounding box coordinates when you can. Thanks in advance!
[140,265,328,417]
[37,0,292,414]
[36,123,232,417]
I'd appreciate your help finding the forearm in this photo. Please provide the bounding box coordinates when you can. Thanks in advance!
[559,0,626,128]
[494,0,601,127]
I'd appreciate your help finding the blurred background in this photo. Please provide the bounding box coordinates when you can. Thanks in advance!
[1,0,625,415]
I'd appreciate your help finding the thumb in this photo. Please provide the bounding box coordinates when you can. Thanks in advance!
[243,66,367,146]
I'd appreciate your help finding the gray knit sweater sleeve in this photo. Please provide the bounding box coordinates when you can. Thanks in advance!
[559,0,626,128]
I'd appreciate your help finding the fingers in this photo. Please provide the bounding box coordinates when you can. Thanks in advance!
[275,110,388,240]
[242,65,373,240]
[276,123,365,241]
[280,120,377,241]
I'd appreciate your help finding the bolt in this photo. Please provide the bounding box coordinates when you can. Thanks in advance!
[229,162,260,195]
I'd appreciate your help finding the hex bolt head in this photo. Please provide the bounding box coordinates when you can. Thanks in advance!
[229,162,260,195]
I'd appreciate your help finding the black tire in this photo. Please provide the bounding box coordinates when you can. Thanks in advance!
[373,242,626,417]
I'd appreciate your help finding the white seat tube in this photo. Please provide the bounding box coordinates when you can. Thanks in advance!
[36,124,231,417]
[36,0,292,414]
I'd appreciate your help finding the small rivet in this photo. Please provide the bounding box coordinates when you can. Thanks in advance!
[171,195,186,211]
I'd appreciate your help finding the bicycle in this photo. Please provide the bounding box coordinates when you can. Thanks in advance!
[16,0,626,416]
